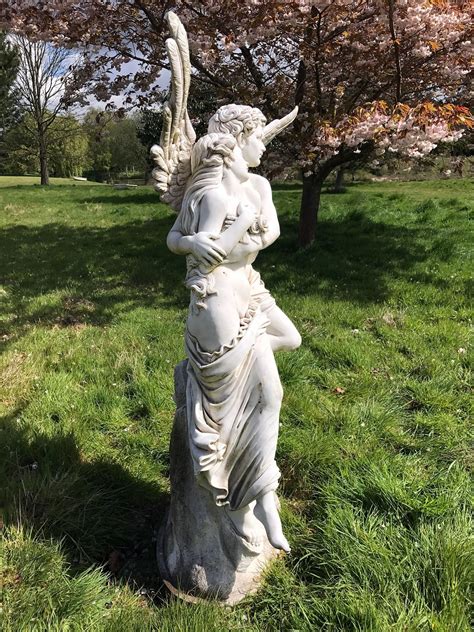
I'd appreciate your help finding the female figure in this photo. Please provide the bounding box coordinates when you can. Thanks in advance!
[168,104,301,354]
[169,129,298,552]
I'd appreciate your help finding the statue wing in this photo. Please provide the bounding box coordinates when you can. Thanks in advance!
[150,12,196,212]
[262,106,299,145]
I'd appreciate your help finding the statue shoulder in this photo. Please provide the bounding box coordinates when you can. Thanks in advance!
[200,184,228,206]
[198,184,230,225]
[248,173,272,196]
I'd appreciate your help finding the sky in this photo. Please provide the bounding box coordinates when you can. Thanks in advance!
[81,59,171,115]
[28,50,171,117]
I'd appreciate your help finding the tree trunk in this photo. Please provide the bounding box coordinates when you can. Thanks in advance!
[38,131,49,185]
[334,167,345,193]
[298,172,324,247]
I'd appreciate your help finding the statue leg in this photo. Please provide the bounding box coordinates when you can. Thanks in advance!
[254,490,290,553]
[249,335,290,552]
[265,304,302,352]
[248,267,300,353]
[224,501,266,547]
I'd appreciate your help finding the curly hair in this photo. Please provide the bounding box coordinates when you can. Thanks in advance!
[208,104,266,140]
[177,132,238,311]
[179,133,236,236]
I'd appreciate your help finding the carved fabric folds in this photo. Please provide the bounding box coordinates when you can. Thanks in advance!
[185,302,281,511]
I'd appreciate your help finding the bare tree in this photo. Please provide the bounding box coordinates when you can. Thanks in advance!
[12,35,76,185]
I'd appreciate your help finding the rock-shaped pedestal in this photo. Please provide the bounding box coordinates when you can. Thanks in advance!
[157,360,279,604]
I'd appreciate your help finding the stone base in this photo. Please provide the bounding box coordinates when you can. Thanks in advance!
[157,360,279,605]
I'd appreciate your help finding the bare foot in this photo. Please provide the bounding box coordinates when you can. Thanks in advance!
[225,502,266,548]
[254,491,290,553]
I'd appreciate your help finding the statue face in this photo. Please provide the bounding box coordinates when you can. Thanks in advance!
[229,146,250,182]
[240,127,266,168]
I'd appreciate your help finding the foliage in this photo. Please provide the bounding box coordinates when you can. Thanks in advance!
[0,31,21,173]
[3,114,89,178]
[82,108,114,182]
[83,109,148,181]
[3,2,472,171]
[0,31,20,126]
[48,115,89,178]
[136,107,164,153]
[109,116,148,176]
[0,178,472,629]
[1,115,39,175]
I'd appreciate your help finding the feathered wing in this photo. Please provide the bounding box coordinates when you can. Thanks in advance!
[261,106,298,146]
[150,12,196,212]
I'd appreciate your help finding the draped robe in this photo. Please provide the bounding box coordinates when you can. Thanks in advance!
[185,269,282,511]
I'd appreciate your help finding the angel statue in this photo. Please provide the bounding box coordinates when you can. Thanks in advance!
[152,13,301,602]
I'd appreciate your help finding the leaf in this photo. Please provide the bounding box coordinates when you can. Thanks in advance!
[428,40,441,52]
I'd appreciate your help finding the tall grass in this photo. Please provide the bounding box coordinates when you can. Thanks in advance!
[1,179,472,630]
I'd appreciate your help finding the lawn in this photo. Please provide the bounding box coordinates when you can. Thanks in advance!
[0,176,104,188]
[0,178,472,631]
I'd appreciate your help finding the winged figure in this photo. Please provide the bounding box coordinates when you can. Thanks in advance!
[151,12,297,214]
[150,12,196,211]
[154,12,300,560]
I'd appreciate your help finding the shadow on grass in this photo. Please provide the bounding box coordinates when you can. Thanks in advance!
[1,209,436,346]
[83,192,159,206]
[1,412,169,599]
[259,211,431,303]
[1,216,188,347]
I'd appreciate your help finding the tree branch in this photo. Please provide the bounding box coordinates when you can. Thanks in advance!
[387,0,402,101]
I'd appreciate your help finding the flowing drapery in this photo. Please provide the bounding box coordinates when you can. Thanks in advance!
[185,299,281,510]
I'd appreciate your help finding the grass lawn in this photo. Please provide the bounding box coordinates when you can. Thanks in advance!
[0,176,104,188]
[0,178,472,631]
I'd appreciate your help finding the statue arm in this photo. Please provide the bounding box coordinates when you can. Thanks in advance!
[251,175,280,248]
[167,190,255,265]
[198,190,257,256]
[167,216,227,266]
[167,216,194,255]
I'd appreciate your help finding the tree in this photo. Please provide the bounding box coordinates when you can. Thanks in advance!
[109,116,148,177]
[48,115,89,177]
[0,32,21,172]
[82,108,114,182]
[2,115,39,175]
[11,35,77,185]
[4,1,472,243]
[82,109,149,181]
[3,112,89,177]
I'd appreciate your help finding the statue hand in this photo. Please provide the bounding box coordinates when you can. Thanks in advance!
[222,214,236,229]
[237,202,259,229]
[189,232,227,266]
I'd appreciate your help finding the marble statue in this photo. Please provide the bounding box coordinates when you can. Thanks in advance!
[152,12,300,603]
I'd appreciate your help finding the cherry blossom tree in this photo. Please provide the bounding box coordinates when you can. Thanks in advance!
[4,0,472,243]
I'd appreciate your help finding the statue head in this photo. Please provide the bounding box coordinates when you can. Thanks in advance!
[208,105,267,168]
[180,132,237,235]
[190,132,236,173]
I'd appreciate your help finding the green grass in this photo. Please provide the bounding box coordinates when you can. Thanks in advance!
[0,176,104,187]
[0,179,473,631]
